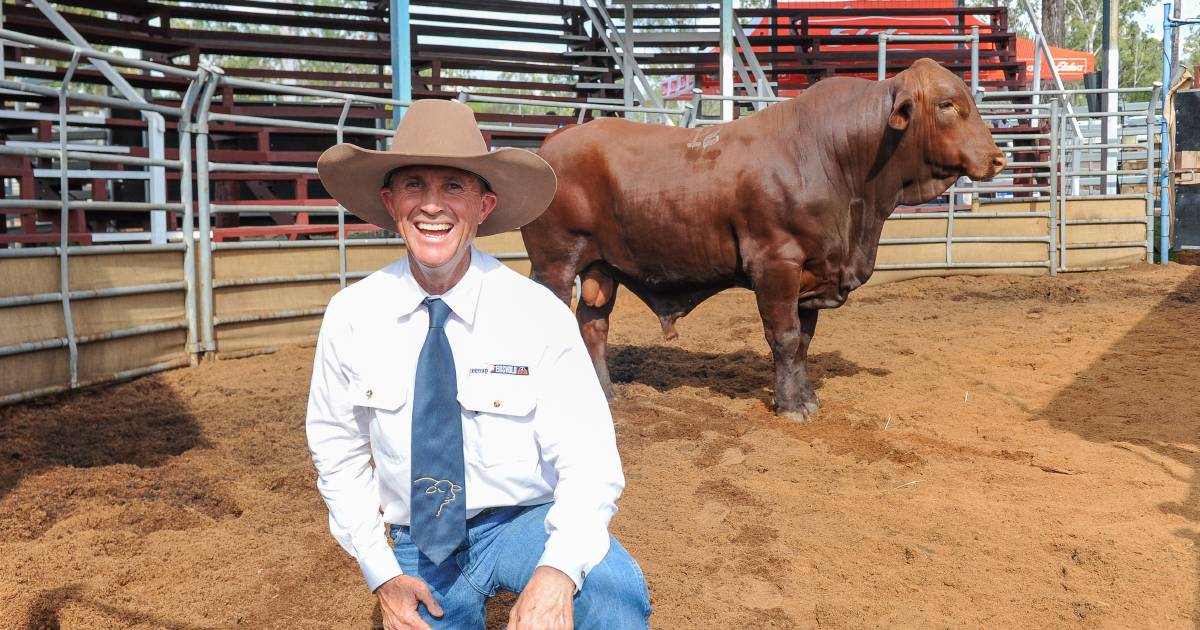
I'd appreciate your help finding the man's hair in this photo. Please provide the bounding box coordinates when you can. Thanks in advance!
[382,166,492,194]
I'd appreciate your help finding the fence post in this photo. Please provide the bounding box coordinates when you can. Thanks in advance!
[336,98,352,289]
[1048,98,1060,276]
[969,25,980,98]
[877,33,887,81]
[179,70,207,362]
[148,113,168,244]
[946,182,955,266]
[194,66,222,357]
[1031,35,1042,128]
[1145,84,1160,264]
[58,51,81,387]
[1158,8,1173,264]
[688,88,703,127]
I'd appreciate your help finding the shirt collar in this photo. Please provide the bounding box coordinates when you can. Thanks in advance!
[388,246,485,327]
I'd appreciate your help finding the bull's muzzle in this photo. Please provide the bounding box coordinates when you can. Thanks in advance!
[987,152,1007,179]
[968,151,1007,181]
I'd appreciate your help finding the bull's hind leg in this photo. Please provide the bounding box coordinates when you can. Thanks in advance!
[578,266,619,400]
[754,264,821,421]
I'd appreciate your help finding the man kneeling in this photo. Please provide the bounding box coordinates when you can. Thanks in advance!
[306,100,651,629]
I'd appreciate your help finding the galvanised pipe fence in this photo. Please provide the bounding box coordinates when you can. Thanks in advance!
[0,28,1166,406]
[0,29,202,404]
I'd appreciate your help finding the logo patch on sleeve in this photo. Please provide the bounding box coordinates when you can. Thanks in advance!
[490,364,529,376]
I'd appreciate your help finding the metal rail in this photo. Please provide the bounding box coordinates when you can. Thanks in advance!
[0,23,1168,406]
[878,27,980,96]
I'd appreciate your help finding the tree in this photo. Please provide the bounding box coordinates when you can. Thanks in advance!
[1119,19,1161,93]
[1042,0,1066,47]
[1060,0,1162,95]
[1185,28,1200,76]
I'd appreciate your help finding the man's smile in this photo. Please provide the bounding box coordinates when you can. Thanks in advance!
[415,221,454,238]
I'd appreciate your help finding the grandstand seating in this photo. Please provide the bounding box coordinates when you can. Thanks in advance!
[1,0,1029,243]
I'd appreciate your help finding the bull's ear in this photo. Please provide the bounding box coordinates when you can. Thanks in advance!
[889,89,913,131]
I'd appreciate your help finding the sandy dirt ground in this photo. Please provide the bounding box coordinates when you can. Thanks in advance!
[1,262,1198,630]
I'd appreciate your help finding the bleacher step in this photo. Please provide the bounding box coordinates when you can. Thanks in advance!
[565,50,651,58]
[586,97,636,105]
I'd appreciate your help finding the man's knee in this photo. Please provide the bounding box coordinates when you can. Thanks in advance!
[575,544,651,626]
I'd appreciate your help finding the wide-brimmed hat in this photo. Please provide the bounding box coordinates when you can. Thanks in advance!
[316,99,557,237]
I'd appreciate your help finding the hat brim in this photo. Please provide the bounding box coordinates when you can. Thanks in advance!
[317,144,557,237]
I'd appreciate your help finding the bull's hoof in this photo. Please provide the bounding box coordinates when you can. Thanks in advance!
[776,398,820,423]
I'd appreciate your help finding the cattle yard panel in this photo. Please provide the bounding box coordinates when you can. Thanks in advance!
[455,93,689,127]
[189,72,553,358]
[876,28,982,96]
[874,100,1059,278]
[0,26,1166,406]
[1054,87,1160,271]
[980,88,1160,273]
[0,30,200,405]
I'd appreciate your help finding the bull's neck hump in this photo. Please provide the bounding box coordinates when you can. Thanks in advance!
[785,80,898,205]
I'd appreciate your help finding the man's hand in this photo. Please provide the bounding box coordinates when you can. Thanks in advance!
[377,575,443,630]
[506,566,576,630]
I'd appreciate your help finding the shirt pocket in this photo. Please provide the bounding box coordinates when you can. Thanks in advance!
[457,375,538,468]
[349,376,407,412]
[350,375,410,460]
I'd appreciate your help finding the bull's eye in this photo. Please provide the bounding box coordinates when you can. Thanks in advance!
[938,100,955,111]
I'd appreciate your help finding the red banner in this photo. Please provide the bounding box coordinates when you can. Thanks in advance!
[659,0,1094,97]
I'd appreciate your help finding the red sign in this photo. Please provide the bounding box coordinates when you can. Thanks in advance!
[659,0,1094,96]
[1015,37,1094,81]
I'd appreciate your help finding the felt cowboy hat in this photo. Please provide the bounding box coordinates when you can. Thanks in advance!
[316,99,557,237]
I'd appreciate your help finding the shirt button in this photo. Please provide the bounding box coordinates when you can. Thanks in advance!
[366,389,373,399]
[493,400,502,408]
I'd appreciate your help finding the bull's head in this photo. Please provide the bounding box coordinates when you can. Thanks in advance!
[887,58,1006,183]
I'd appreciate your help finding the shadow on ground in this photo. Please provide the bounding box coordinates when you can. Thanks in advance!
[0,376,214,545]
[23,585,210,630]
[1038,266,1200,628]
[609,345,889,404]
[0,376,202,501]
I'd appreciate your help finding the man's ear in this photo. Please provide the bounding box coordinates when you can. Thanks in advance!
[478,191,498,224]
[889,84,914,131]
[380,185,399,222]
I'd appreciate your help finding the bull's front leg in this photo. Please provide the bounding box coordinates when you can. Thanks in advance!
[754,267,821,421]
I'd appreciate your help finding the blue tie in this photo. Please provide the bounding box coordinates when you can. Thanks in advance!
[410,297,466,565]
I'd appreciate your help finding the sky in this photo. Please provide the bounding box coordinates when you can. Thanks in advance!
[1139,0,1196,38]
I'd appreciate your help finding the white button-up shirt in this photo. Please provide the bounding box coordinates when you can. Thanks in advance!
[306,247,624,592]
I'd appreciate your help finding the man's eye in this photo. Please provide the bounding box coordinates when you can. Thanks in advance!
[447,183,463,191]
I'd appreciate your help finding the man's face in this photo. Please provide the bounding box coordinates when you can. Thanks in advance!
[379,165,497,271]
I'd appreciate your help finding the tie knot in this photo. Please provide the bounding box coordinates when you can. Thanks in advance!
[424,297,451,328]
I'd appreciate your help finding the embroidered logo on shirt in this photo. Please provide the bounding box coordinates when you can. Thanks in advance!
[469,367,489,374]
[413,477,463,518]
[490,364,529,376]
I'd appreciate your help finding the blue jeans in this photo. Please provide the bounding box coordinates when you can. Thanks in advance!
[389,503,651,629]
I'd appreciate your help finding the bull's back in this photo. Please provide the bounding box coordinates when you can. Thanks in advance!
[535,118,759,277]
[539,118,710,201]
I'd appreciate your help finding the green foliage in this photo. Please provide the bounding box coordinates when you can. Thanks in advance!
[1185,28,1200,75]
[1118,20,1161,99]
[1062,0,1163,97]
